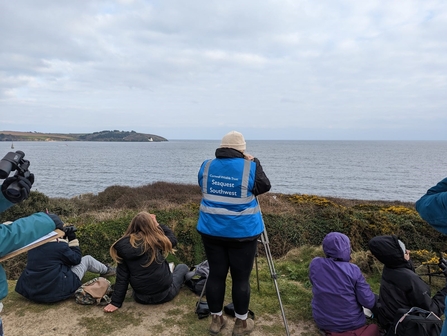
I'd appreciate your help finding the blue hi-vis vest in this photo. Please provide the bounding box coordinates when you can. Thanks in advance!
[196,157,264,239]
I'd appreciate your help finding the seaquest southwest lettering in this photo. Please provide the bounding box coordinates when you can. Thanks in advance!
[211,179,235,188]
[209,188,237,196]
[208,176,239,197]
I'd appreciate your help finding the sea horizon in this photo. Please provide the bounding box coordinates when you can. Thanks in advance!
[1,140,446,202]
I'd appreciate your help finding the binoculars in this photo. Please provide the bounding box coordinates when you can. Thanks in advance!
[0,151,32,198]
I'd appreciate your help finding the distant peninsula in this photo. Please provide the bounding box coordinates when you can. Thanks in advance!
[0,130,168,142]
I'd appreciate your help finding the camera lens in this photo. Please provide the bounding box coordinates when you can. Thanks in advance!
[5,184,21,197]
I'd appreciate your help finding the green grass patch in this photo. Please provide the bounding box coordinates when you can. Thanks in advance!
[78,311,143,335]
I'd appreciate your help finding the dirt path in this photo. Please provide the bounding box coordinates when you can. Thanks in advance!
[2,281,318,336]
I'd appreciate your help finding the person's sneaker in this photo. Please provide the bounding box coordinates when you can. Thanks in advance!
[100,265,116,277]
[232,318,254,336]
[209,315,227,335]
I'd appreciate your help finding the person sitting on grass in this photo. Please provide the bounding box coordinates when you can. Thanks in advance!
[416,176,447,336]
[310,232,380,336]
[103,211,188,312]
[15,219,115,303]
[368,235,447,334]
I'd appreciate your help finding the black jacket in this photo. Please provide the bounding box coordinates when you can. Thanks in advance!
[15,239,82,303]
[368,235,447,331]
[110,225,177,307]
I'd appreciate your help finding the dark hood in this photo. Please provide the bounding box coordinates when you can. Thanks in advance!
[215,147,245,159]
[322,232,351,262]
[368,235,409,269]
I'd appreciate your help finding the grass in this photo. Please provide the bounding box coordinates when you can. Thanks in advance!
[4,244,446,335]
[2,182,446,335]
[3,251,319,335]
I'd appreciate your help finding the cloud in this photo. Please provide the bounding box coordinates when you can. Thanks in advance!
[0,0,446,139]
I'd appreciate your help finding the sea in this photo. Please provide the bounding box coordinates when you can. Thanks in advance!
[1,140,446,203]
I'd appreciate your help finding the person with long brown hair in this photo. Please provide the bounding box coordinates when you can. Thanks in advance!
[103,212,188,312]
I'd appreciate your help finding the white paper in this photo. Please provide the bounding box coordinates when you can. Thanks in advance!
[15,231,59,252]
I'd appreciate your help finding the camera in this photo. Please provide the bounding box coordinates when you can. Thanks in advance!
[63,225,78,234]
[0,151,32,198]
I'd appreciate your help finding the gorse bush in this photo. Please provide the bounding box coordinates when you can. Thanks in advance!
[3,183,446,279]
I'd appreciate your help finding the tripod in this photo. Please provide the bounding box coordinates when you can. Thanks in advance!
[256,227,291,336]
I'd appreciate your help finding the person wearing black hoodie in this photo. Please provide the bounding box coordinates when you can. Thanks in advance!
[368,235,447,333]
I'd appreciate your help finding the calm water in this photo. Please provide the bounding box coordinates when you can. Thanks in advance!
[1,140,446,202]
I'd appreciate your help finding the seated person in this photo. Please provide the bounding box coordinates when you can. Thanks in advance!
[103,212,189,313]
[15,220,115,303]
[416,176,447,235]
[368,235,447,333]
[416,176,447,336]
[310,232,379,336]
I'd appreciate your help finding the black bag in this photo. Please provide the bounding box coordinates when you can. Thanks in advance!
[185,260,209,296]
[390,307,442,336]
[195,301,210,319]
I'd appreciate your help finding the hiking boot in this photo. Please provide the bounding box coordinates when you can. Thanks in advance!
[232,318,254,336]
[209,315,227,335]
[100,266,116,277]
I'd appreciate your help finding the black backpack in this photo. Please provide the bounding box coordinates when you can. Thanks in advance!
[389,307,443,336]
[185,260,209,296]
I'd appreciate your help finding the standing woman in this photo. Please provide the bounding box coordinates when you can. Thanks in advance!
[103,212,188,312]
[197,131,271,336]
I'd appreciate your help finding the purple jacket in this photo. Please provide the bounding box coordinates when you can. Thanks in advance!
[309,232,376,333]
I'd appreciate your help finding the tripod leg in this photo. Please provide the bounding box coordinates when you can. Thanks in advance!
[196,276,208,316]
[255,245,260,292]
[261,230,291,336]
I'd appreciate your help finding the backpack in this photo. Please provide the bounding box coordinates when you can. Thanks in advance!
[389,307,443,336]
[185,260,209,296]
[74,277,113,305]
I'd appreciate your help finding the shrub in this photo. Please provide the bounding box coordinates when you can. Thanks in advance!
[78,213,136,263]
[3,183,445,279]
[0,191,51,222]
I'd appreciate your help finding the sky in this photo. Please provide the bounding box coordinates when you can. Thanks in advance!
[1,1,446,140]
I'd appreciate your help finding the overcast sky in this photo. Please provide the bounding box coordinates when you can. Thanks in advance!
[1,1,446,140]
